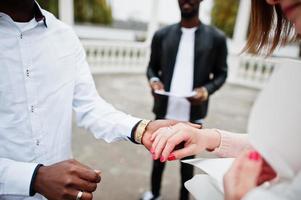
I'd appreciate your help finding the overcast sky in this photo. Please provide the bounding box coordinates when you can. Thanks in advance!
[110,0,213,24]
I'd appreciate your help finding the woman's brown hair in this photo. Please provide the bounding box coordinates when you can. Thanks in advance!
[244,0,296,55]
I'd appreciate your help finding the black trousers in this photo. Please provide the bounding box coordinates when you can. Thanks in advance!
[151,155,195,200]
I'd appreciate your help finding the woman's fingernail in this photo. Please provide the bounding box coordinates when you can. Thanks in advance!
[168,154,176,161]
[150,148,155,154]
[248,151,261,161]
[160,156,165,162]
[152,154,157,160]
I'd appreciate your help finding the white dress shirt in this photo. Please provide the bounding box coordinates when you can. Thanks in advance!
[0,6,140,200]
[165,27,197,121]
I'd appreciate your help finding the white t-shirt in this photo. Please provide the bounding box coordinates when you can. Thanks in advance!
[165,27,197,121]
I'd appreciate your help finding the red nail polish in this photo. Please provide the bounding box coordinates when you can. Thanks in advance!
[150,148,155,154]
[160,156,165,162]
[248,151,261,161]
[152,154,157,160]
[168,154,176,161]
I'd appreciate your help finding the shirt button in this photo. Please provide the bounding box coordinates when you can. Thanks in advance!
[36,140,40,146]
[31,105,34,113]
[26,69,30,77]
[20,33,23,39]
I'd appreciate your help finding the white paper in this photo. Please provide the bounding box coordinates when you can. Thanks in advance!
[247,59,301,179]
[185,174,224,200]
[154,90,197,98]
[182,158,234,192]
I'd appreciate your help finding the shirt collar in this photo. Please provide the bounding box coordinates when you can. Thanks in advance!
[33,0,47,27]
[0,1,47,28]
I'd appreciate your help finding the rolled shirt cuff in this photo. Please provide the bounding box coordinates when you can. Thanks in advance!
[150,77,160,83]
[129,120,142,144]
[3,161,39,196]
[122,116,142,140]
[29,164,44,196]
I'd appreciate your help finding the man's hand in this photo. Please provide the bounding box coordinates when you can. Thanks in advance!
[34,159,101,200]
[141,120,201,151]
[150,81,164,91]
[187,87,208,105]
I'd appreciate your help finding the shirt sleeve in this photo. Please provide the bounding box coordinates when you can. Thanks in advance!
[72,36,141,143]
[203,33,228,95]
[212,130,252,158]
[0,158,38,196]
[146,31,162,81]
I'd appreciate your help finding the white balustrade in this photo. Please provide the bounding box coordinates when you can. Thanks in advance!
[82,40,150,74]
[82,40,283,89]
[227,54,279,89]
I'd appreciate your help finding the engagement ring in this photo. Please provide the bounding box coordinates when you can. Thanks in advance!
[76,191,83,200]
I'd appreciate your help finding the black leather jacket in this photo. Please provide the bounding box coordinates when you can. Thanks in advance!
[147,22,228,121]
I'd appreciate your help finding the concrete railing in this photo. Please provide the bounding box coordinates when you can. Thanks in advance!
[82,40,281,89]
[82,40,150,74]
[227,54,280,89]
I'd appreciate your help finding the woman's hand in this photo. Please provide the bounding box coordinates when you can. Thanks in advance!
[224,151,263,200]
[223,150,277,200]
[150,123,221,162]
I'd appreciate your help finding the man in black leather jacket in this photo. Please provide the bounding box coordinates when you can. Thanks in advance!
[142,0,228,200]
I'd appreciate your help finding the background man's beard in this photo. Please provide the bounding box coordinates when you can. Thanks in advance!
[181,9,199,19]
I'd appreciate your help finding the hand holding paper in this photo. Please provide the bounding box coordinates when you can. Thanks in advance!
[187,87,209,105]
[223,151,263,200]
[150,80,164,91]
